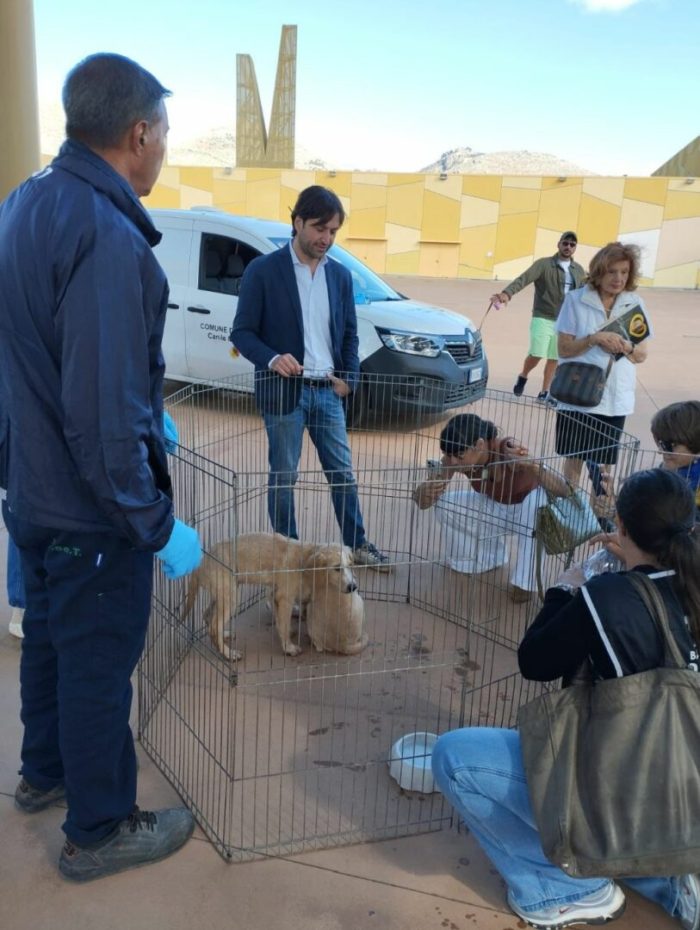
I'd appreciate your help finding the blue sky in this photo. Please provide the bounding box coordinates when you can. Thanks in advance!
[33,0,699,175]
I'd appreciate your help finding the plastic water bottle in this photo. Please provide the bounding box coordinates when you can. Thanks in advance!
[583,548,622,580]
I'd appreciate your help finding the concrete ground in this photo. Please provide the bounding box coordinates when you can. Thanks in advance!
[1,277,697,930]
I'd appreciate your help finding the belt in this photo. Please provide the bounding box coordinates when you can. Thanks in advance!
[303,377,332,387]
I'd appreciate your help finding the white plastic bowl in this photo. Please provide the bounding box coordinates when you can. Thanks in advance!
[388,731,439,793]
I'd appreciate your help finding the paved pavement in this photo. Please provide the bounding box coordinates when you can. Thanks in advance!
[1,277,697,930]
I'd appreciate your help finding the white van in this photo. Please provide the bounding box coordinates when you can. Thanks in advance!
[151,208,488,419]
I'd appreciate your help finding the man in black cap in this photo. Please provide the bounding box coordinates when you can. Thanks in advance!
[492,231,585,403]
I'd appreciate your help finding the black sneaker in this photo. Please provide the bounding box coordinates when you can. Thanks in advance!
[15,777,66,813]
[58,806,195,882]
[353,542,391,573]
[536,391,548,404]
[513,375,527,396]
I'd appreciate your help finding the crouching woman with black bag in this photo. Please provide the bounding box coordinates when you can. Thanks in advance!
[432,469,700,930]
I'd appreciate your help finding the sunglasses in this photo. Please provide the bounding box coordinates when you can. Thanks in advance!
[656,439,678,453]
[560,241,577,248]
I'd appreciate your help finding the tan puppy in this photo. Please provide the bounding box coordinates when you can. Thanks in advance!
[305,552,367,655]
[181,533,355,659]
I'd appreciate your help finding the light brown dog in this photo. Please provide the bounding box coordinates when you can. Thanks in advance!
[305,558,367,654]
[181,532,357,659]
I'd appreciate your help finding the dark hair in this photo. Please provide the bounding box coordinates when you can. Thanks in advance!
[588,241,641,292]
[616,469,700,641]
[439,414,497,456]
[62,53,171,149]
[651,401,700,454]
[290,186,345,235]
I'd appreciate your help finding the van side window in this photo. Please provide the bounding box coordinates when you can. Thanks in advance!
[198,234,261,296]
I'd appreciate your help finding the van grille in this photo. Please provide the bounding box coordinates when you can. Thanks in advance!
[444,339,483,366]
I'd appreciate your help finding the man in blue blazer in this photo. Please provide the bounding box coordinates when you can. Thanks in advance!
[231,185,389,570]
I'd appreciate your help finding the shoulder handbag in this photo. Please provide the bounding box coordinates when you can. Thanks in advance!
[517,571,700,878]
[535,487,600,555]
[549,357,613,408]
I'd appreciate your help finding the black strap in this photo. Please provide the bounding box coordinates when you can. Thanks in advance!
[626,572,686,669]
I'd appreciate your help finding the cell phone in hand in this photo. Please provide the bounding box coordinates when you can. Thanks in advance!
[426,458,443,475]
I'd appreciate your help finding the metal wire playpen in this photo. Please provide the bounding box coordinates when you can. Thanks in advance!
[138,373,647,861]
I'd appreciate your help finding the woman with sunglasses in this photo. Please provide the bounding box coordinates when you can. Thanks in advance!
[652,401,700,517]
[413,413,569,602]
[432,468,700,929]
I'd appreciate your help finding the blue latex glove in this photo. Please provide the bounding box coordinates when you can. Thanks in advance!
[163,410,179,453]
[156,519,202,579]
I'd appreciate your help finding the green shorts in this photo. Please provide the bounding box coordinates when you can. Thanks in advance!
[529,317,558,360]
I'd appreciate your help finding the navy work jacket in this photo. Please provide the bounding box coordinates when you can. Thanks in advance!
[0,140,174,550]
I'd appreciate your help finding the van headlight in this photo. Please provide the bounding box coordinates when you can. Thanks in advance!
[378,329,444,358]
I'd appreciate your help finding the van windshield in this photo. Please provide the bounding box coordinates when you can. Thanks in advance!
[270,237,404,304]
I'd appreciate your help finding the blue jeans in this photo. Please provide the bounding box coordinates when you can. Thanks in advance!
[7,535,26,608]
[431,727,687,918]
[263,384,366,549]
[4,500,153,846]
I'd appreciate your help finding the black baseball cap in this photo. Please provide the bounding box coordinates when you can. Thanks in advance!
[560,231,578,243]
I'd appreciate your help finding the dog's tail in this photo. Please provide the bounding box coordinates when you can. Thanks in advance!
[180,566,201,622]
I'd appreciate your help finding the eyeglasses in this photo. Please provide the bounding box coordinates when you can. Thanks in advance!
[560,241,577,248]
[656,439,678,453]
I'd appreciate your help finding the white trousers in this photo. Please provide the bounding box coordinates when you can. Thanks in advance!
[434,487,546,591]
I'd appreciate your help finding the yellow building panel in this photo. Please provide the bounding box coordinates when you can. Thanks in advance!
[457,264,492,280]
[158,165,182,189]
[386,181,424,229]
[385,222,420,255]
[668,178,700,192]
[351,182,388,212]
[180,185,213,210]
[664,190,700,220]
[352,172,388,186]
[143,184,182,209]
[324,172,353,196]
[538,184,583,233]
[387,173,426,186]
[178,167,215,191]
[280,169,314,190]
[619,199,664,234]
[541,176,583,190]
[459,224,497,271]
[280,184,302,219]
[422,190,461,242]
[419,242,459,278]
[493,254,535,283]
[244,168,280,183]
[653,262,698,288]
[212,179,248,210]
[245,178,283,219]
[386,250,420,274]
[460,195,499,229]
[425,174,463,201]
[345,238,386,273]
[500,187,541,216]
[656,216,700,269]
[623,177,669,205]
[582,178,625,206]
[502,176,542,190]
[494,213,539,264]
[576,194,621,246]
[533,227,565,258]
[347,205,386,240]
[461,175,503,201]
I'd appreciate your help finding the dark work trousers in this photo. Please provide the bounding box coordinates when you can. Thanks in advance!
[3,501,153,846]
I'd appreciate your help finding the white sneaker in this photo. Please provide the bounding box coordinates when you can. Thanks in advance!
[8,607,24,639]
[678,874,700,930]
[507,881,625,929]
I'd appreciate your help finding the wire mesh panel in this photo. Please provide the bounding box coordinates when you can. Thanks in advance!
[139,375,643,861]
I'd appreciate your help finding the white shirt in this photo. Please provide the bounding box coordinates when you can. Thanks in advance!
[558,259,573,294]
[555,285,651,417]
[289,242,335,377]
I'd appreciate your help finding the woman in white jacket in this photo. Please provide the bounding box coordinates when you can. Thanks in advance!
[553,242,651,489]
